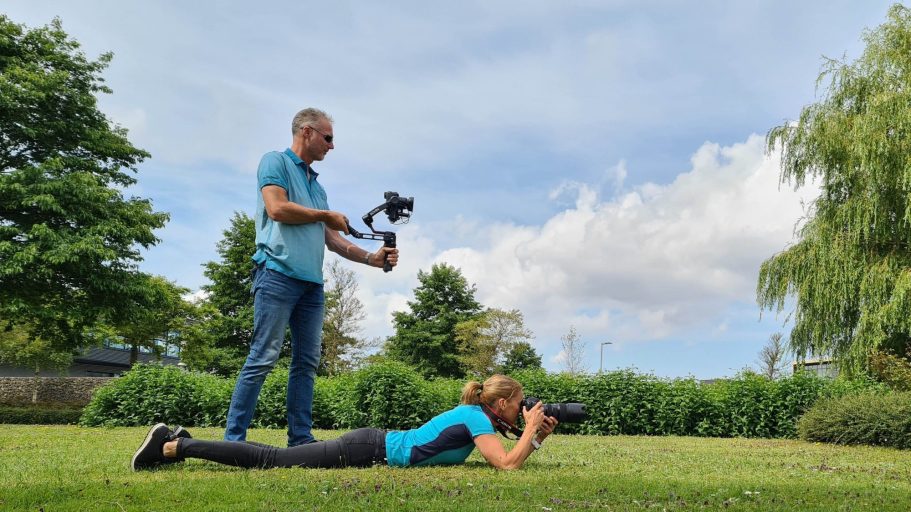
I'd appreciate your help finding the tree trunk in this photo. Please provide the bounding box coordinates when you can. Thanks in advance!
[32,364,40,404]
[130,343,139,365]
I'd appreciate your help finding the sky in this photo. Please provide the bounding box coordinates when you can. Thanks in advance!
[5,1,898,379]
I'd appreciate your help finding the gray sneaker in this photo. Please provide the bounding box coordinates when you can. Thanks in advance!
[131,423,172,471]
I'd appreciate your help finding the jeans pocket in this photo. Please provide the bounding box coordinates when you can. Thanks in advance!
[250,263,265,296]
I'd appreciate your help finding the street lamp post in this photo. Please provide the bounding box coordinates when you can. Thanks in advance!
[600,341,613,374]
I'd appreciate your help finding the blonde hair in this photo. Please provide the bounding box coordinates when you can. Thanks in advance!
[460,374,522,406]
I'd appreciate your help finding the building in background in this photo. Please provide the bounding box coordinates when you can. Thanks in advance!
[0,338,182,377]
[792,358,838,379]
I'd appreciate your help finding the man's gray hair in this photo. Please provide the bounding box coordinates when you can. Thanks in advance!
[291,108,333,134]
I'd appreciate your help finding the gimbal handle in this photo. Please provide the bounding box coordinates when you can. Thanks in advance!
[346,224,396,273]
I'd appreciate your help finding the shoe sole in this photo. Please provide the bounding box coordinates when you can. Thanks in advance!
[132,422,168,471]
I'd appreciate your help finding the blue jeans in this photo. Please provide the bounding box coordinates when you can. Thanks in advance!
[225,266,324,447]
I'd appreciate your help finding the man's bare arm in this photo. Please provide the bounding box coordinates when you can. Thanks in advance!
[261,185,348,232]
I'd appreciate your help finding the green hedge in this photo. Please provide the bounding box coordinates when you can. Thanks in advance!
[798,391,911,449]
[80,363,882,438]
[0,405,84,424]
[80,364,233,427]
[513,369,881,438]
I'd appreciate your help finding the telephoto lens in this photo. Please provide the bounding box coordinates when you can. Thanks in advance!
[521,397,587,423]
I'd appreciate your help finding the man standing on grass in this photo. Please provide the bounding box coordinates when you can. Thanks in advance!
[224,108,399,446]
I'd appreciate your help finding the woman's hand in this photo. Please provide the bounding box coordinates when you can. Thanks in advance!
[522,401,545,433]
[537,416,558,441]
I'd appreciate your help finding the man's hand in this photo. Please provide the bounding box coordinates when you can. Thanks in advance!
[367,246,399,268]
[322,211,349,234]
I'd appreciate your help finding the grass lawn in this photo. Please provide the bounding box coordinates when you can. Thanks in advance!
[1,425,910,511]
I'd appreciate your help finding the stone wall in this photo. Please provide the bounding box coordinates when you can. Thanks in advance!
[0,377,113,406]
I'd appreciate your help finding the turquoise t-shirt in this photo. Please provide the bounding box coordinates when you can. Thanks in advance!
[252,148,330,284]
[385,405,496,467]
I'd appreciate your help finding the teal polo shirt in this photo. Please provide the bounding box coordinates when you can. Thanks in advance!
[252,148,330,284]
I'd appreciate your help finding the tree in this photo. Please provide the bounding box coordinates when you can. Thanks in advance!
[0,16,167,353]
[455,308,534,377]
[107,274,190,365]
[190,212,256,374]
[757,6,911,374]
[501,341,543,374]
[757,332,789,380]
[0,324,72,403]
[320,259,367,376]
[559,325,587,375]
[385,263,482,378]
[0,323,72,374]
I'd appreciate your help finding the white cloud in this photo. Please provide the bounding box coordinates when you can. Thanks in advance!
[551,350,568,366]
[183,289,209,304]
[347,133,818,357]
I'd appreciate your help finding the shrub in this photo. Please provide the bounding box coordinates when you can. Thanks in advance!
[868,351,911,391]
[424,377,462,412]
[317,372,356,429]
[77,362,884,438]
[80,364,232,427]
[0,405,83,424]
[511,369,878,438]
[655,377,719,436]
[238,369,366,430]
[715,371,779,437]
[330,361,438,429]
[798,391,911,449]
[250,368,290,429]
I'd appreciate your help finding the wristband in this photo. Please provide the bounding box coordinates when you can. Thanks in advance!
[364,252,372,265]
[531,438,541,450]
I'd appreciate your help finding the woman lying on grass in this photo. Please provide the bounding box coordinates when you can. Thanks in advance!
[132,374,557,471]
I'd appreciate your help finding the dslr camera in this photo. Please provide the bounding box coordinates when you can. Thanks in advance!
[521,396,587,423]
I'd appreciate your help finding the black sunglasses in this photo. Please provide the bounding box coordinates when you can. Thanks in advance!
[306,125,334,144]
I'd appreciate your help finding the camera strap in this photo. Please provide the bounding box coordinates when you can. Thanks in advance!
[480,403,525,440]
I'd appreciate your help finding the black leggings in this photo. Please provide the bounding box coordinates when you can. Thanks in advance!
[176,428,387,469]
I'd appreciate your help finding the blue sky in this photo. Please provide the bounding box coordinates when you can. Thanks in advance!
[5,1,897,378]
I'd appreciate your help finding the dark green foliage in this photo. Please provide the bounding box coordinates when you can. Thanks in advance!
[0,405,82,424]
[312,372,357,429]
[108,273,190,365]
[329,361,441,429]
[423,377,463,410]
[798,391,911,449]
[202,212,256,321]
[385,263,482,378]
[79,364,232,427]
[502,341,543,374]
[0,16,168,351]
[770,370,828,437]
[184,212,256,376]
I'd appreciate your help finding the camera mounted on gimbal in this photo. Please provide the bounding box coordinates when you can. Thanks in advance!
[347,191,414,272]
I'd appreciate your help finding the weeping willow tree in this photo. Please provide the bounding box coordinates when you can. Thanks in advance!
[758,5,911,375]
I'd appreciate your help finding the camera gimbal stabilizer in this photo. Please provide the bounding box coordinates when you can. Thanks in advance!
[346,191,414,272]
